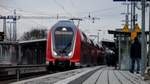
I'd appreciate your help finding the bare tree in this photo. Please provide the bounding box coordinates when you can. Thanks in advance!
[20,27,47,41]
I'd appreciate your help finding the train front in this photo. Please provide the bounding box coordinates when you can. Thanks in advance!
[47,20,80,67]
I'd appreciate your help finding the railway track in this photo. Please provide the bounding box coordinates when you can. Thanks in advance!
[0,71,49,84]
[0,65,79,84]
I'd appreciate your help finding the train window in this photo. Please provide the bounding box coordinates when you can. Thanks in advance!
[82,32,88,42]
[53,27,74,54]
[96,44,99,48]
[90,40,94,45]
[55,34,73,49]
[82,32,87,39]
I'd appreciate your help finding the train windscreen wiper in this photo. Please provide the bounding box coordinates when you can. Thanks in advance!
[62,42,72,53]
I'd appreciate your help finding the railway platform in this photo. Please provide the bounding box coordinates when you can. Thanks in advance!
[11,66,150,84]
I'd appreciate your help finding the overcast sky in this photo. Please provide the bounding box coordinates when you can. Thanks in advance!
[0,0,148,41]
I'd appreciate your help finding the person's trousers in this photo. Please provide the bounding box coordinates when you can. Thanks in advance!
[130,58,140,73]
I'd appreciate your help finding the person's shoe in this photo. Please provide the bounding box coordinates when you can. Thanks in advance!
[136,71,140,74]
[130,70,134,73]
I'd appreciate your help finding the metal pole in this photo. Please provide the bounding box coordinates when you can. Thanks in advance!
[97,32,99,44]
[148,3,150,66]
[131,2,133,30]
[13,9,17,41]
[3,19,6,40]
[18,45,21,64]
[97,30,101,44]
[125,4,130,68]
[7,21,13,41]
[119,36,121,69]
[9,22,12,41]
[16,68,20,81]
[141,0,147,76]
[126,4,129,26]
[130,1,136,31]
[133,2,136,30]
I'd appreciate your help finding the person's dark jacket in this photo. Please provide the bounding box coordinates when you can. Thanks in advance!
[130,39,141,59]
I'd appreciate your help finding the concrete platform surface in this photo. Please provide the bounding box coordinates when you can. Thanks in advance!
[11,66,103,84]
[11,66,150,84]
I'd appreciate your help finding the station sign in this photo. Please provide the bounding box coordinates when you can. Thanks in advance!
[122,24,129,32]
[134,23,141,32]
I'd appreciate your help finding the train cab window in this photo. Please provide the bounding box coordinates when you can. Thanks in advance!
[53,27,74,52]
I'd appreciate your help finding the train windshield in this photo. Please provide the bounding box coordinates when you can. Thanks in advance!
[54,27,74,53]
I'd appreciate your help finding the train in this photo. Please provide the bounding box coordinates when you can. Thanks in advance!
[46,20,105,69]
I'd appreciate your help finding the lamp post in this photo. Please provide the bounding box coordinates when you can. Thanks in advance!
[148,3,150,66]
[7,21,13,41]
[97,29,101,44]
[141,0,147,76]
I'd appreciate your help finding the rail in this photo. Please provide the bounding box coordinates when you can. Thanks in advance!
[0,64,48,81]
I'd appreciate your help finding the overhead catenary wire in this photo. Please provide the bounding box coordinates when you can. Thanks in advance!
[73,6,119,15]
[0,4,58,16]
[0,2,101,26]
[0,0,121,18]
[52,0,73,17]
[70,0,76,8]
[0,5,49,30]
[0,2,113,20]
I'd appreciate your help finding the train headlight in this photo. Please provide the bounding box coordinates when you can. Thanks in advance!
[46,61,49,64]
[62,27,67,31]
[68,51,72,56]
[53,51,57,56]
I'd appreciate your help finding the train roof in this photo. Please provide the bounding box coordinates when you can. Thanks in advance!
[81,32,93,43]
[51,20,76,30]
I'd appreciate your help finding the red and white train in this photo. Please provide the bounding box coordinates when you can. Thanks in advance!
[46,20,104,68]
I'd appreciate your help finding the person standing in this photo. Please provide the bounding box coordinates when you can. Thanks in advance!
[130,37,141,73]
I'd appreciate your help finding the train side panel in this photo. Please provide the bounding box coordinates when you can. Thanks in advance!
[80,42,91,65]
[70,29,81,64]
[46,31,54,63]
